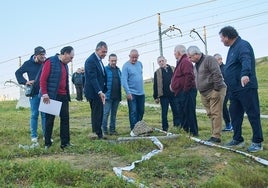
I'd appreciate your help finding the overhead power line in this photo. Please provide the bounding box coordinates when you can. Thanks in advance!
[0,0,215,65]
[160,0,215,14]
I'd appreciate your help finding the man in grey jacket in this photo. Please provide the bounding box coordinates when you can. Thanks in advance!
[187,46,226,143]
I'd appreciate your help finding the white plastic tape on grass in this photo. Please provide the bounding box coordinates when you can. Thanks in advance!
[18,142,39,150]
[113,136,163,188]
[190,136,268,166]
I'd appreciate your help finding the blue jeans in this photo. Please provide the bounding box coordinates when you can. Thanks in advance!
[127,94,145,130]
[29,95,46,139]
[102,99,120,133]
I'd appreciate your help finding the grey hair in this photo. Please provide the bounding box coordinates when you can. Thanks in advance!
[130,49,139,55]
[157,55,166,62]
[213,53,222,60]
[187,46,202,56]
[174,45,186,55]
[96,41,107,50]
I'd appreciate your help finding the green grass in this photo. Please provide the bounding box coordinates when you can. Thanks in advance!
[0,58,268,187]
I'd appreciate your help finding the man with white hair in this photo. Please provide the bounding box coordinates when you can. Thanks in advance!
[121,49,145,131]
[187,45,226,143]
[153,55,180,131]
[170,45,198,136]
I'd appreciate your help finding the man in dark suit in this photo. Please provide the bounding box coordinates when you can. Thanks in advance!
[84,41,108,139]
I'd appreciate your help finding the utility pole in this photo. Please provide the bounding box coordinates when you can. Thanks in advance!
[70,61,74,95]
[19,56,22,66]
[158,13,182,56]
[18,56,23,98]
[158,13,163,56]
[203,26,208,55]
[190,27,208,55]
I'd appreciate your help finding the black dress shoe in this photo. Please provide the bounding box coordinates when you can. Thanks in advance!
[44,144,52,150]
[98,135,107,140]
[207,137,221,143]
[192,133,199,137]
[60,143,73,150]
[109,131,118,135]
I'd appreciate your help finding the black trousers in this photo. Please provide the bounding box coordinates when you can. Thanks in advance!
[75,84,83,101]
[222,92,231,125]
[230,88,263,143]
[89,97,103,137]
[45,95,70,146]
[178,88,198,136]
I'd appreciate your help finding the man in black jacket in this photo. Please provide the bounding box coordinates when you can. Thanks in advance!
[84,41,108,139]
[219,26,263,152]
[72,68,84,101]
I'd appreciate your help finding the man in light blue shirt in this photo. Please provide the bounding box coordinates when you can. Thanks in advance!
[121,49,145,130]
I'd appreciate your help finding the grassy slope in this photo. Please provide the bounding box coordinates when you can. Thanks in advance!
[0,58,268,187]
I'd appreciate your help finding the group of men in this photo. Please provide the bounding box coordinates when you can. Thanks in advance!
[15,46,74,150]
[153,26,263,153]
[15,26,264,153]
[83,43,145,139]
[15,42,145,148]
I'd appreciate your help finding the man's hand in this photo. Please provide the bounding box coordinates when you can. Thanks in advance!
[26,80,35,85]
[155,98,160,104]
[42,94,50,104]
[127,93,132,101]
[241,76,250,87]
[169,84,174,92]
[99,92,106,105]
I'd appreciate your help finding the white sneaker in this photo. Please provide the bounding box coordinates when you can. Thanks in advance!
[31,137,38,143]
[30,142,39,148]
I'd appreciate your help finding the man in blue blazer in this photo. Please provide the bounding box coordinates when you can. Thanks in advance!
[84,41,108,139]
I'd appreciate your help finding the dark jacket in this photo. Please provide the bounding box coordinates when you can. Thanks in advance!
[105,64,121,101]
[219,63,225,78]
[224,36,258,92]
[44,55,70,101]
[84,52,107,100]
[170,54,196,95]
[72,72,83,85]
[153,64,175,99]
[15,55,43,96]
